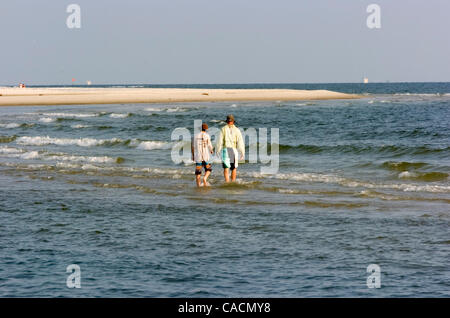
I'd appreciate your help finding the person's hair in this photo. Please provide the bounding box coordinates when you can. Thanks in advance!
[226,114,235,123]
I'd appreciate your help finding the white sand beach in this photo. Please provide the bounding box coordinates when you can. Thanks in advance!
[0,87,360,106]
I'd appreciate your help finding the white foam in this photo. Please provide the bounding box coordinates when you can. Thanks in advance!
[16,136,120,147]
[398,171,416,179]
[47,154,114,163]
[278,189,297,194]
[144,107,164,112]
[137,141,171,150]
[56,162,80,169]
[109,113,129,118]
[0,146,116,164]
[267,172,346,184]
[0,146,24,154]
[71,124,90,129]
[166,107,187,112]
[20,151,40,160]
[0,123,21,128]
[39,117,56,123]
[42,112,99,118]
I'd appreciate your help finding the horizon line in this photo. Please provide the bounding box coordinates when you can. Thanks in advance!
[2,80,450,87]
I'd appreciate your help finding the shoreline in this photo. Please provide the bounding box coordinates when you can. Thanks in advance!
[0,87,361,106]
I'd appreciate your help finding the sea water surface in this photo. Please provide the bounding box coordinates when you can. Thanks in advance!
[0,83,449,297]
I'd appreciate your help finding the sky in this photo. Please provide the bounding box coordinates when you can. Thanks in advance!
[1,0,449,85]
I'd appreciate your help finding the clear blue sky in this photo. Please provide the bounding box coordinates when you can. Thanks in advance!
[1,0,449,85]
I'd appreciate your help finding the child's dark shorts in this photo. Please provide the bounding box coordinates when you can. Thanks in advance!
[195,161,212,175]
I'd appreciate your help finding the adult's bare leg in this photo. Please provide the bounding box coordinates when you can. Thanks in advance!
[231,168,237,182]
[223,168,230,182]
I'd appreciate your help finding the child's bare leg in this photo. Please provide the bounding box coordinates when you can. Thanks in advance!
[195,165,202,187]
[203,163,212,185]
[203,170,211,186]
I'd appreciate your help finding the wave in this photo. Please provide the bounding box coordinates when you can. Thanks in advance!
[1,123,34,129]
[71,124,91,129]
[166,107,187,112]
[303,201,368,209]
[398,171,448,182]
[109,113,131,118]
[137,141,172,150]
[382,161,428,171]
[48,154,116,164]
[0,146,120,164]
[0,123,21,129]
[16,136,120,147]
[39,117,57,123]
[0,146,23,154]
[393,93,450,97]
[144,107,164,112]
[358,189,450,204]
[247,171,450,193]
[277,143,450,156]
[41,112,100,118]
[0,135,17,143]
[15,135,171,150]
[3,157,449,197]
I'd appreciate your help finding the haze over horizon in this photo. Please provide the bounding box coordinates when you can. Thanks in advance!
[1,0,449,85]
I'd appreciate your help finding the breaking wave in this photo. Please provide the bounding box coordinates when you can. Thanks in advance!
[15,135,171,150]
[109,113,131,118]
[0,123,21,129]
[41,112,100,118]
[0,146,120,164]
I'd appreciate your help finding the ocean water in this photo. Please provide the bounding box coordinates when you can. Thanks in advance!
[0,82,449,297]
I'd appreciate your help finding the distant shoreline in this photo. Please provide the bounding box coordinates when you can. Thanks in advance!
[0,87,360,106]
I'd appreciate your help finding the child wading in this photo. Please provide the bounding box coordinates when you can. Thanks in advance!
[191,123,214,187]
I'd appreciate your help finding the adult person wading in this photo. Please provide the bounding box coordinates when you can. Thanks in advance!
[216,114,245,183]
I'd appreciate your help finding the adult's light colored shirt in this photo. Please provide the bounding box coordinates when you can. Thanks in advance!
[216,124,245,157]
